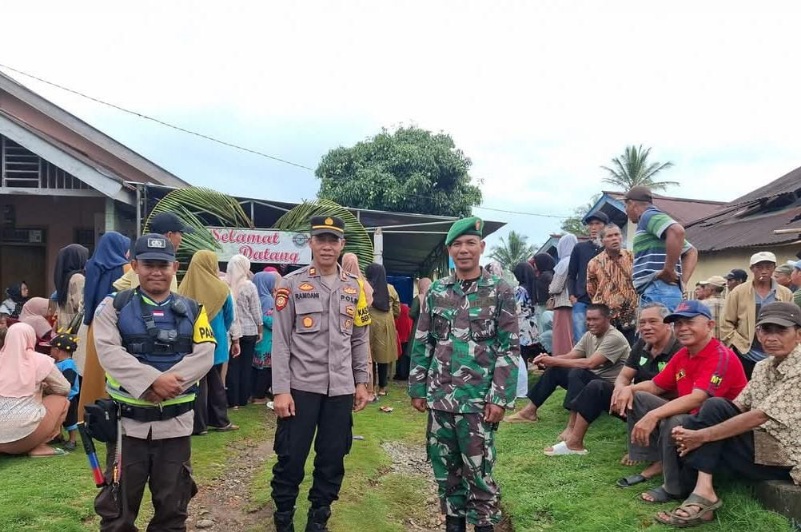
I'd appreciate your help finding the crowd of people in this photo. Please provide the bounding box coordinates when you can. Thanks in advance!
[0,184,800,530]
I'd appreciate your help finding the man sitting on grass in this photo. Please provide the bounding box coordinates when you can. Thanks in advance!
[506,304,630,451]
[611,300,747,503]
[655,302,801,527]
[543,303,681,459]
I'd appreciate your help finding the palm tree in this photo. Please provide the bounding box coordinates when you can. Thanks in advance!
[146,187,253,279]
[273,199,374,272]
[601,145,678,192]
[489,231,535,270]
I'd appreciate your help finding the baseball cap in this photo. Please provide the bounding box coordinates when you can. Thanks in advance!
[775,263,794,276]
[750,251,777,266]
[149,213,194,235]
[132,233,176,262]
[793,261,801,271]
[756,302,801,328]
[584,211,609,224]
[624,186,653,202]
[664,300,712,323]
[725,269,748,282]
[310,216,345,238]
[699,275,727,288]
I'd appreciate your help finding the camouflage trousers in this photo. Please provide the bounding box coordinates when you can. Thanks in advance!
[426,409,500,526]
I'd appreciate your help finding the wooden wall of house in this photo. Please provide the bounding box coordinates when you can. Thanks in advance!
[0,195,106,298]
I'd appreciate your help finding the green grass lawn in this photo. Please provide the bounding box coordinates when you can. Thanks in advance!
[496,387,794,532]
[0,381,794,531]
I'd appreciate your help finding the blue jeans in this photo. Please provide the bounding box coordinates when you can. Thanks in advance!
[639,280,683,312]
[572,301,588,339]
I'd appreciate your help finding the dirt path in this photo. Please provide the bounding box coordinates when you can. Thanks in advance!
[186,417,276,532]
[185,421,511,531]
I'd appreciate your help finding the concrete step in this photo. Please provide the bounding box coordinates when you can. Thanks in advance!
[755,480,801,524]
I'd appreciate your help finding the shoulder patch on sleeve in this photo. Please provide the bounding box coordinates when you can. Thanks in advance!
[275,288,290,311]
[192,307,217,344]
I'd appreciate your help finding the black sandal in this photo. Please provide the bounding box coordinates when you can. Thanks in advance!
[616,474,648,488]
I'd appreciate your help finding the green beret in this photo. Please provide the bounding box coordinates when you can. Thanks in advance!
[445,216,484,246]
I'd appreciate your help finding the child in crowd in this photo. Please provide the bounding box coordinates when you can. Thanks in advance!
[48,333,80,451]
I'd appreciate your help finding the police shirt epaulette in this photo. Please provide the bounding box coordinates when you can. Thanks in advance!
[284,268,305,279]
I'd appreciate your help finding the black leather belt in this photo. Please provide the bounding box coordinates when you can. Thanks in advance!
[118,401,194,422]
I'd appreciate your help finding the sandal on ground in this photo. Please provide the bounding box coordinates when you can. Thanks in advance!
[543,441,588,456]
[654,494,722,527]
[641,486,682,504]
[29,446,68,458]
[62,441,77,452]
[210,423,239,432]
[504,414,538,424]
[616,474,648,488]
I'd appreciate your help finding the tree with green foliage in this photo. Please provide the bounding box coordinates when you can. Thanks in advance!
[489,231,535,269]
[560,195,600,236]
[316,126,482,217]
[601,145,678,192]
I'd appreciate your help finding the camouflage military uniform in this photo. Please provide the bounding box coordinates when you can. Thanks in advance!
[409,270,520,527]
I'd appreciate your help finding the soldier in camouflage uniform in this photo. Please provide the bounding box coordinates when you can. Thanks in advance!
[409,216,520,532]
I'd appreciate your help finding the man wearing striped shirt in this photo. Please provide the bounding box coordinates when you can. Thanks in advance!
[624,186,698,312]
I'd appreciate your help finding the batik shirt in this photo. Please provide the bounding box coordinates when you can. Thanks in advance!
[408,270,520,413]
[736,344,801,484]
[586,249,638,328]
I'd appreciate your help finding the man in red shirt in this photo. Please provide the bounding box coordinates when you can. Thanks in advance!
[611,300,747,503]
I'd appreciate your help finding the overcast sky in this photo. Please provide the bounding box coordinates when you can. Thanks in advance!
[4,1,801,258]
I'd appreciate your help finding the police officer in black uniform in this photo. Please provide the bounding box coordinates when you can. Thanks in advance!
[92,234,215,531]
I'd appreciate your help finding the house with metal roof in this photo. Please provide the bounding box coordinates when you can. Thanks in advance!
[0,70,190,296]
[684,165,801,285]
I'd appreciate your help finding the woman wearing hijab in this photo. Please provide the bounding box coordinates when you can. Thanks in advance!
[179,250,238,433]
[252,271,279,404]
[53,244,89,332]
[1,281,29,318]
[0,323,71,457]
[224,254,263,408]
[393,303,414,380]
[513,262,539,359]
[550,234,578,356]
[19,297,56,346]
[365,264,400,396]
[342,253,374,306]
[342,253,377,399]
[77,231,130,421]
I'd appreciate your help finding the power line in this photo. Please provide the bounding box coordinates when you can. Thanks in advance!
[0,63,315,171]
[0,64,573,220]
[473,205,569,218]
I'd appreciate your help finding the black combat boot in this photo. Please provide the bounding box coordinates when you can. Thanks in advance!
[474,526,494,532]
[273,509,295,532]
[445,515,466,532]
[305,506,332,532]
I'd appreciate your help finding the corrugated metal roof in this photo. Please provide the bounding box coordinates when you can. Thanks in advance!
[727,165,801,207]
[686,203,801,252]
[605,191,726,225]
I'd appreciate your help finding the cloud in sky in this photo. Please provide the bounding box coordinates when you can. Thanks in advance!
[3,0,801,255]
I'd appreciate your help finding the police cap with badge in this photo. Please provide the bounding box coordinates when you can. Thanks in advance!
[310,216,345,238]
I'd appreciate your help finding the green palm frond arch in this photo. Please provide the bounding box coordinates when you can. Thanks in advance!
[145,187,253,278]
[273,200,374,272]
